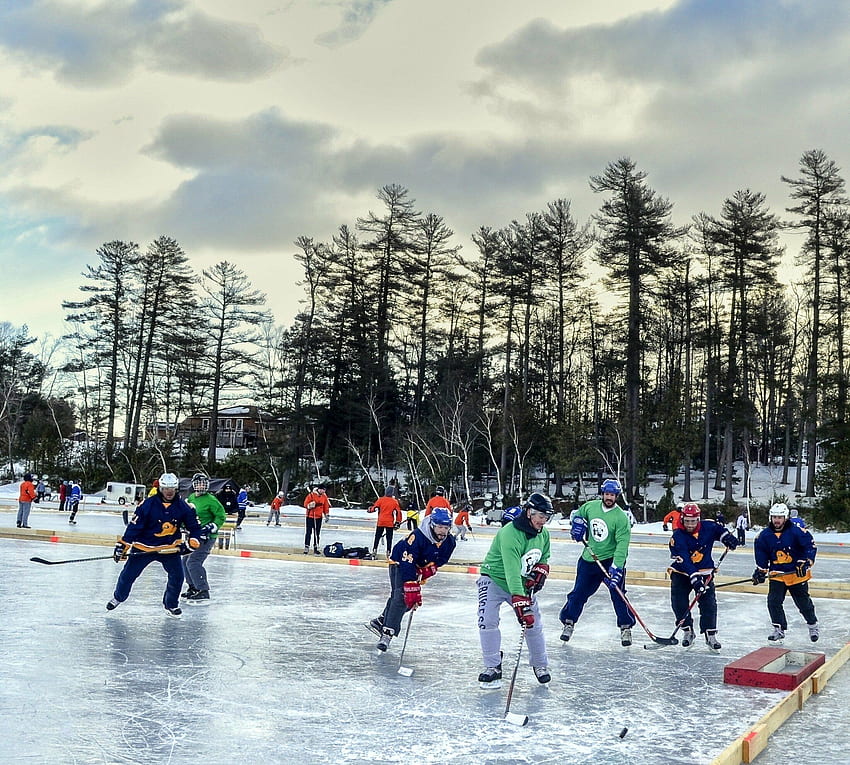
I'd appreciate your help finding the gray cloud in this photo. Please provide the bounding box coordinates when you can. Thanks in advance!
[0,0,288,87]
[314,0,395,47]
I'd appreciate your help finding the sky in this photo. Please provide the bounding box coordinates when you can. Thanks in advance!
[2,0,850,344]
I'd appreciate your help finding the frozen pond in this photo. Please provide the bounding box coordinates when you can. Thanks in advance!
[2,534,849,764]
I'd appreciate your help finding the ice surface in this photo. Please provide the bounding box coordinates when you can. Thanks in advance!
[2,508,850,764]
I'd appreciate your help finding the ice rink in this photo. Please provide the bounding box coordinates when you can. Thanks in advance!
[2,506,849,764]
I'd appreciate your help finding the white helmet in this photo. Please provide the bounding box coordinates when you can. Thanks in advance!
[277,491,285,498]
[159,472,179,490]
[769,502,789,519]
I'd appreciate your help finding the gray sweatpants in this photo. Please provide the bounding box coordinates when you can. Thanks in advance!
[476,575,548,669]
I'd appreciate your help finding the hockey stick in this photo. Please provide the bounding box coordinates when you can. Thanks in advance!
[30,541,193,566]
[646,547,730,650]
[580,538,677,646]
[714,571,782,588]
[503,624,529,726]
[397,610,415,677]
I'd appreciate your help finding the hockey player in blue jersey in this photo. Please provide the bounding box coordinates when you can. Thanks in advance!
[368,508,457,652]
[669,502,738,649]
[106,472,208,617]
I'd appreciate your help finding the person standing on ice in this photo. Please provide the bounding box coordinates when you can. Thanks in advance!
[752,502,819,643]
[67,480,83,524]
[735,510,748,547]
[267,491,285,526]
[16,472,36,528]
[236,484,249,530]
[182,472,226,604]
[368,485,402,558]
[669,502,739,650]
[424,485,452,517]
[106,472,207,617]
[476,493,554,689]
[559,478,636,646]
[789,507,807,529]
[303,483,330,554]
[368,507,456,652]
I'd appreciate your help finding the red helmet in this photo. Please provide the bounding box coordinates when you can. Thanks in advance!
[681,502,701,519]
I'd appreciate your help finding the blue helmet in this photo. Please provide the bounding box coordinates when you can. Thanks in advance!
[524,492,554,518]
[501,505,523,525]
[430,508,452,526]
[600,478,622,496]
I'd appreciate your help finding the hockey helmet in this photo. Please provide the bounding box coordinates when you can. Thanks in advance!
[435,485,446,496]
[158,472,179,490]
[191,472,210,494]
[524,492,554,518]
[769,503,790,519]
[600,478,622,496]
[681,502,701,530]
[430,508,452,526]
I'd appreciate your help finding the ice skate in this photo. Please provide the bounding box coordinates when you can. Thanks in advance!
[620,627,632,647]
[376,630,393,652]
[560,620,574,642]
[533,666,551,684]
[164,606,182,618]
[478,664,502,689]
[181,586,199,600]
[303,546,309,555]
[808,622,819,642]
[768,624,785,642]
[365,617,384,637]
[705,630,721,650]
[186,589,210,605]
[681,626,695,647]
[106,598,120,611]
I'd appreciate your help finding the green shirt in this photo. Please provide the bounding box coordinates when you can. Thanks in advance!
[480,522,551,596]
[187,492,227,536]
[575,498,631,568]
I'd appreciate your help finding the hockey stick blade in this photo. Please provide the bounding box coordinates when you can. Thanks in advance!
[30,555,114,565]
[643,636,679,650]
[504,712,529,726]
[397,665,414,677]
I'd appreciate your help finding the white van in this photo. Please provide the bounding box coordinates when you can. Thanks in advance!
[104,482,147,505]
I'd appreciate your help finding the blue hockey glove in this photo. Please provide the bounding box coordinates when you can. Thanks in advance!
[570,516,588,542]
[720,531,738,550]
[689,572,708,595]
[200,522,218,540]
[752,568,767,585]
[112,542,129,563]
[606,565,624,591]
[795,559,811,578]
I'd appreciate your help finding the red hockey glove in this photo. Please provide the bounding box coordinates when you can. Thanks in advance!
[525,563,550,593]
[511,595,535,627]
[403,581,422,610]
[417,562,438,581]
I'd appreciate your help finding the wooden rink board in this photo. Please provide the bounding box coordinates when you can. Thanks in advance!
[710,642,850,764]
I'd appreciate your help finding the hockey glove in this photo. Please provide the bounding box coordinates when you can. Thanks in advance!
[307,501,317,510]
[511,595,535,627]
[200,522,218,540]
[393,522,400,530]
[720,531,739,550]
[570,516,588,542]
[662,524,669,532]
[403,581,422,610]
[606,565,624,591]
[689,572,708,595]
[417,562,438,582]
[752,568,767,585]
[795,559,811,578]
[525,563,550,593]
[112,542,129,563]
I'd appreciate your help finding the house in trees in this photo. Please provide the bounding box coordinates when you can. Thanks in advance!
[166,406,285,454]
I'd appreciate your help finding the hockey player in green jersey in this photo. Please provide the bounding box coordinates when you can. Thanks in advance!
[559,478,635,646]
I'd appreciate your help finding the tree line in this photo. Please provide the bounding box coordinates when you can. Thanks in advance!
[2,150,849,526]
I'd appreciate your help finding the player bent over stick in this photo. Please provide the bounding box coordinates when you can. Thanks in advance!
[477,493,554,689]
[106,472,210,618]
[368,508,457,652]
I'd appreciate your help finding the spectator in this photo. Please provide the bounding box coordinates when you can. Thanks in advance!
[789,508,807,529]
[735,511,748,547]
[368,486,402,558]
[147,478,159,497]
[405,498,420,531]
[216,483,239,519]
[303,484,330,554]
[17,473,37,528]
[236,485,249,530]
[58,480,68,512]
[36,476,46,503]
[267,491,285,526]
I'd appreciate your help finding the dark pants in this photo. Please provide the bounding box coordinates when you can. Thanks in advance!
[68,500,80,522]
[305,517,323,548]
[58,497,66,512]
[406,517,418,531]
[379,564,410,636]
[237,508,246,527]
[559,555,636,628]
[737,527,746,545]
[372,526,394,554]
[671,573,717,633]
[113,552,184,610]
[767,578,817,629]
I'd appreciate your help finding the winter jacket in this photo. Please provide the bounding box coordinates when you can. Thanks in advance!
[369,495,402,527]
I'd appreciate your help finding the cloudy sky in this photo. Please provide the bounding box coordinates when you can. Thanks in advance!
[2,0,849,342]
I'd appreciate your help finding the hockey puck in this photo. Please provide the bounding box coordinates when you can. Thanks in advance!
[618,727,628,739]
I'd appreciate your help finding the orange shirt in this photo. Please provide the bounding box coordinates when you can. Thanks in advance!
[304,491,330,519]
[425,496,452,516]
[19,480,36,503]
[454,508,470,527]
[271,496,284,511]
[369,495,402,527]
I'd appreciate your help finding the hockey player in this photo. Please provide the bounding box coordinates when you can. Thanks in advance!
[368,507,457,651]
[669,502,739,649]
[236,485,249,530]
[452,501,473,540]
[560,478,636,646]
[476,493,554,688]
[753,503,819,642]
[424,485,452,517]
[267,491,285,526]
[67,481,83,525]
[106,472,207,617]
[303,484,330,554]
[368,486,402,558]
[182,473,226,604]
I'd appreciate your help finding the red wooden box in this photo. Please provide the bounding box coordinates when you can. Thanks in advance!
[724,647,825,691]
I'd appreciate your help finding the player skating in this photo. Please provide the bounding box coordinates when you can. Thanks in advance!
[367,508,456,651]
[668,502,738,649]
[182,472,226,604]
[476,493,554,689]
